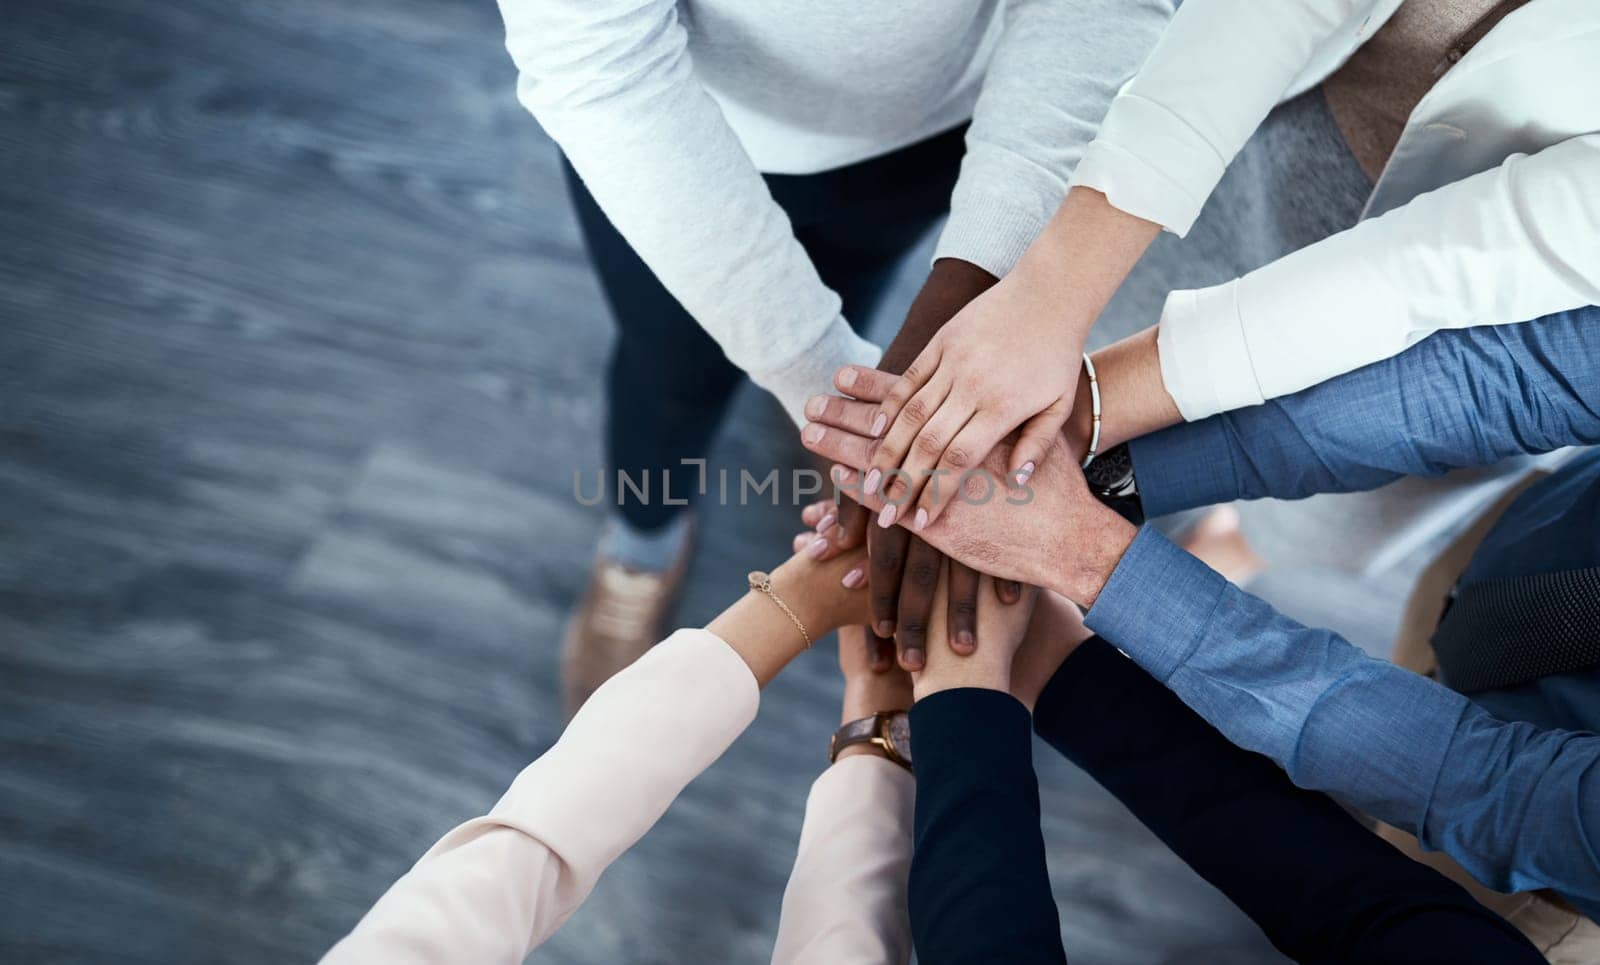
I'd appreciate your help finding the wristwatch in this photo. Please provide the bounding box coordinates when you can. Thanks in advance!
[829,711,912,772]
[1084,442,1144,524]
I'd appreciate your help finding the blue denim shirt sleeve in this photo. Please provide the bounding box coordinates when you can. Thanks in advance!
[1130,305,1600,518]
[1085,526,1600,915]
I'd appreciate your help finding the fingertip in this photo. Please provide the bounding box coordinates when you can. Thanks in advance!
[836,366,859,391]
[901,649,925,672]
[952,630,976,655]
[870,412,888,438]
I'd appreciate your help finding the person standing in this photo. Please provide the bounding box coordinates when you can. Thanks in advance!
[495,0,1172,714]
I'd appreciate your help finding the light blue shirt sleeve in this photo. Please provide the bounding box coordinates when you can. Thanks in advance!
[1085,527,1600,916]
[1130,304,1600,518]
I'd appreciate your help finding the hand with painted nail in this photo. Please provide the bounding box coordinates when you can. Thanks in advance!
[859,266,1086,535]
[803,386,1137,609]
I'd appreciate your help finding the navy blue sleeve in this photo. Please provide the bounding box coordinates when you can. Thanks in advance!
[908,688,1067,964]
[1130,305,1600,518]
[1032,636,1543,965]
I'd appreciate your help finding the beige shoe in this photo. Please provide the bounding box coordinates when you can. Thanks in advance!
[560,532,693,720]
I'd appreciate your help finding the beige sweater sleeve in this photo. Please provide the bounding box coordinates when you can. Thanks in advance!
[771,755,915,965]
[320,629,759,964]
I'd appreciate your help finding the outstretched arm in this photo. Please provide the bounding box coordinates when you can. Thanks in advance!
[1130,304,1600,518]
[323,548,870,964]
[1024,595,1543,964]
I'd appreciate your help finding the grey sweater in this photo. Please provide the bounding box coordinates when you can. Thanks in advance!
[498,0,1171,423]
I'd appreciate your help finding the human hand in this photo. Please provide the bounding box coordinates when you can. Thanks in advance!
[798,258,1021,673]
[912,564,1038,702]
[862,265,1085,533]
[836,625,913,733]
[802,368,1137,608]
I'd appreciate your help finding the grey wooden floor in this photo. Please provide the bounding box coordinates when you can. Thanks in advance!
[0,2,1285,962]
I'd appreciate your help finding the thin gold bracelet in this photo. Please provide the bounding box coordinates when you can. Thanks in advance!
[747,570,813,649]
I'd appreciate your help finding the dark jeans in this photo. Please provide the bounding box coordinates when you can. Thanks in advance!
[561,125,966,532]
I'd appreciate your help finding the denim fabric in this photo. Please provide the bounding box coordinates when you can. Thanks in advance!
[1129,305,1600,519]
[1085,527,1600,919]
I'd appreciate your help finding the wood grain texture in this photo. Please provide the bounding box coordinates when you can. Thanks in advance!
[0,1,1283,962]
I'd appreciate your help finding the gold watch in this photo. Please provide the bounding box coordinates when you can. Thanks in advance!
[829,711,912,772]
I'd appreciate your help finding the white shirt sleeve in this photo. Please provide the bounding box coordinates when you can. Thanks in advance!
[1157,135,1600,420]
[496,0,880,425]
[934,0,1173,276]
[1068,0,1368,235]
[320,629,759,965]
[771,756,915,965]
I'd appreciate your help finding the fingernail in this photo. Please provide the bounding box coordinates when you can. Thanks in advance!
[842,567,865,589]
[877,503,897,528]
[870,413,887,437]
[1015,461,1035,485]
[912,508,928,531]
[877,620,895,637]
[838,367,857,389]
[831,464,849,484]
[802,424,824,445]
[863,468,881,494]
[955,630,975,651]
[817,513,837,534]
[807,537,829,558]
[805,396,826,419]
[904,649,925,671]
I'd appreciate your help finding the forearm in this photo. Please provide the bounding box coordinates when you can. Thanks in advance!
[707,559,841,687]
[1082,528,1600,906]
[502,0,878,424]
[773,757,915,965]
[1129,303,1600,518]
[324,631,757,963]
[1033,636,1544,964]
[908,689,1065,964]
[933,0,1172,278]
[1157,136,1600,421]
[1016,187,1161,348]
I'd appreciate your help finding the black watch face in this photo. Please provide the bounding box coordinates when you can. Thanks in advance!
[887,713,912,764]
[1085,442,1134,495]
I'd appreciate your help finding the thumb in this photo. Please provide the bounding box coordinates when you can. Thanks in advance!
[1009,397,1070,486]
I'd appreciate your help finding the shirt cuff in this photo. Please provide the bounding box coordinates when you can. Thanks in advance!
[1083,526,1228,684]
[935,145,1065,278]
[1067,93,1227,237]
[1157,282,1265,422]
[1125,417,1238,519]
[749,317,883,428]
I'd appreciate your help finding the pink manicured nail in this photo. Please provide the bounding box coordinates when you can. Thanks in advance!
[877,503,897,528]
[1015,461,1036,485]
[863,468,882,494]
[817,513,837,534]
[837,367,857,389]
[807,537,830,558]
[842,567,865,589]
[913,508,929,531]
[870,413,888,437]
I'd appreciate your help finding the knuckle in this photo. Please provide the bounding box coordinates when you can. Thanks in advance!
[944,445,972,470]
[907,558,940,586]
[914,432,945,458]
[873,547,901,572]
[950,597,978,617]
[901,397,929,424]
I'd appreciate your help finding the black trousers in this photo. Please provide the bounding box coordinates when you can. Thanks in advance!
[561,125,966,531]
